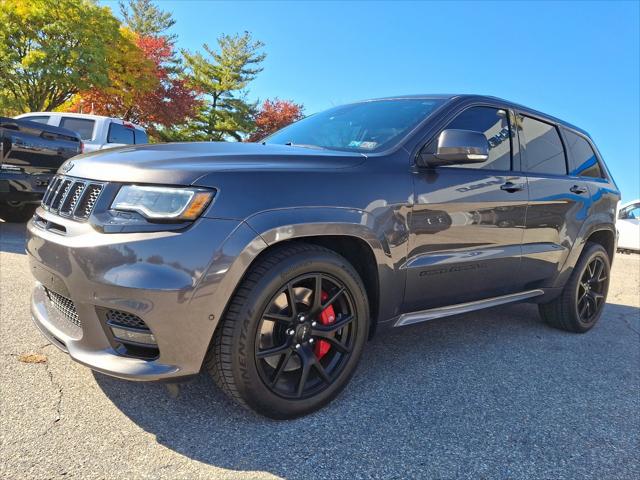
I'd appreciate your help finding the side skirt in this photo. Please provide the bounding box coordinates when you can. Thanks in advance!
[393,289,545,327]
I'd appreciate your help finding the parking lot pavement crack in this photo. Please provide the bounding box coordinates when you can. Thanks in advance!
[41,347,63,436]
[622,317,640,336]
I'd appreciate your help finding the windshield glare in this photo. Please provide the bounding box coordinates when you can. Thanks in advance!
[263,99,445,153]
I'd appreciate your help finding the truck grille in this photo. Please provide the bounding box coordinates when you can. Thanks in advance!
[41,175,104,220]
[45,288,81,328]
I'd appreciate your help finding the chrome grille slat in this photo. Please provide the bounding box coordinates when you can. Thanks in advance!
[75,184,103,219]
[40,175,104,221]
[50,179,72,211]
[59,181,86,216]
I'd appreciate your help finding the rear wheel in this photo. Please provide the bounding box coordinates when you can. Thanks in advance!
[0,201,37,223]
[206,243,369,419]
[539,242,610,333]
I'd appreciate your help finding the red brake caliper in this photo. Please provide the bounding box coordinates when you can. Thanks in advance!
[314,291,335,359]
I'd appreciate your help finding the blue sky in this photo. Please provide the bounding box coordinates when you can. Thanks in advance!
[108,0,639,201]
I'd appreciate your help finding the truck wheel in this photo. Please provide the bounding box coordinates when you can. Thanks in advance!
[206,242,369,419]
[0,201,37,223]
[539,242,610,333]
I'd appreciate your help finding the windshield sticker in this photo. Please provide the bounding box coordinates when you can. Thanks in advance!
[348,140,362,148]
[359,141,377,149]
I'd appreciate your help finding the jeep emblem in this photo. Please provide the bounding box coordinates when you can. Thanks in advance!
[61,161,74,173]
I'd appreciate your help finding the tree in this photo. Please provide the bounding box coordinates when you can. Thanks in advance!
[67,33,199,133]
[0,0,122,112]
[119,0,176,40]
[247,99,304,142]
[172,32,266,141]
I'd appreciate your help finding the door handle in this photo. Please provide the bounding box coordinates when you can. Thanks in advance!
[570,185,588,194]
[500,182,525,193]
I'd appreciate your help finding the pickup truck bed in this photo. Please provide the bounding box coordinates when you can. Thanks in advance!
[1,116,82,222]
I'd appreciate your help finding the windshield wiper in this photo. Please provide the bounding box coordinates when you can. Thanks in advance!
[283,142,326,150]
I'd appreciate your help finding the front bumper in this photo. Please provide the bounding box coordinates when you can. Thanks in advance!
[27,207,266,381]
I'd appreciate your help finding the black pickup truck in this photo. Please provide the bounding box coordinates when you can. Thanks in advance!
[1,116,82,222]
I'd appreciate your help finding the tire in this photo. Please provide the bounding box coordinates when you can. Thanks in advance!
[206,242,369,419]
[539,242,610,333]
[0,201,37,223]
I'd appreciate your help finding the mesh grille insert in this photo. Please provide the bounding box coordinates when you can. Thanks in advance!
[75,184,103,219]
[106,309,149,330]
[45,288,81,328]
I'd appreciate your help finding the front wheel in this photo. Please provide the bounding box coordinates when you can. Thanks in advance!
[539,242,611,333]
[206,243,369,419]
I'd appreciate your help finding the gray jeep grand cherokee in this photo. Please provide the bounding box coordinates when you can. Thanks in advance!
[27,95,620,418]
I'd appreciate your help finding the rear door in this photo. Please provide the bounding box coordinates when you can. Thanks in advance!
[515,113,591,286]
[404,104,529,312]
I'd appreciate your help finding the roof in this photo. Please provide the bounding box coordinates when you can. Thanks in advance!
[351,94,590,137]
[15,112,144,130]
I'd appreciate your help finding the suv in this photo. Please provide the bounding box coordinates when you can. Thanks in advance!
[26,95,620,419]
[14,112,148,152]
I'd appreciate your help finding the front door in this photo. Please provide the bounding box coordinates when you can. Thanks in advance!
[404,105,528,312]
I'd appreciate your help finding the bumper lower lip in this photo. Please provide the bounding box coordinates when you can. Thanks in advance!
[31,284,181,381]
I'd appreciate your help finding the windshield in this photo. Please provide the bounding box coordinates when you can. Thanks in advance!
[263,98,445,153]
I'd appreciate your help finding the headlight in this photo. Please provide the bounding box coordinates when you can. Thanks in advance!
[111,185,214,221]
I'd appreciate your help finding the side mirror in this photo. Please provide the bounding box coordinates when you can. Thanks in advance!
[420,129,489,167]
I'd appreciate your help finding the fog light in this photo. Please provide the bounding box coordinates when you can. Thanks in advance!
[109,326,157,346]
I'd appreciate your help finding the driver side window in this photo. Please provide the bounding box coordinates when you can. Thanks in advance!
[442,106,512,171]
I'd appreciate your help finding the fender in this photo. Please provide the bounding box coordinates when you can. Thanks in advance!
[552,218,616,288]
[244,206,409,324]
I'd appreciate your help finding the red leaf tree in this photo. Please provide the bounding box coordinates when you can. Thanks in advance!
[68,34,199,135]
[247,99,304,142]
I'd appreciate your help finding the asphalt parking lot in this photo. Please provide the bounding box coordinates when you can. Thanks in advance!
[1,220,639,480]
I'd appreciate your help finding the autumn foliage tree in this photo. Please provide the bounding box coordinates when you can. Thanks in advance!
[247,99,304,142]
[68,34,199,131]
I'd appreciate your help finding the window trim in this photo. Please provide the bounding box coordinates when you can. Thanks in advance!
[517,113,568,177]
[416,103,515,172]
[560,126,606,180]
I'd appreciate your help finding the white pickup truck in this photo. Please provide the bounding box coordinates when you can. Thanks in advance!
[14,112,148,152]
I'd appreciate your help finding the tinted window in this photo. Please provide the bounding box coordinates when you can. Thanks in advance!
[134,129,148,144]
[564,129,603,178]
[519,116,566,175]
[22,116,50,124]
[107,123,134,144]
[443,107,511,170]
[59,117,95,140]
[264,99,445,153]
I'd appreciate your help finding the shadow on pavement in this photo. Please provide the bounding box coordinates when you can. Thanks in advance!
[94,301,640,479]
[0,221,27,255]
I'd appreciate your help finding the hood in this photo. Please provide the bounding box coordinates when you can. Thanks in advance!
[61,142,366,185]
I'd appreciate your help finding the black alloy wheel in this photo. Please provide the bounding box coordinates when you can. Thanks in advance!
[576,256,607,324]
[207,242,369,419]
[539,242,611,333]
[255,273,357,399]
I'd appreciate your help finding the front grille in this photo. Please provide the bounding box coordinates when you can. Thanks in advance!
[41,175,104,221]
[45,288,81,328]
[105,309,149,330]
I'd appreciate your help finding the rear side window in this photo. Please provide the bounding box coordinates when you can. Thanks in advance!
[59,117,95,141]
[108,123,134,144]
[564,129,603,179]
[519,115,566,175]
[134,129,148,144]
[23,116,50,124]
[441,106,512,171]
